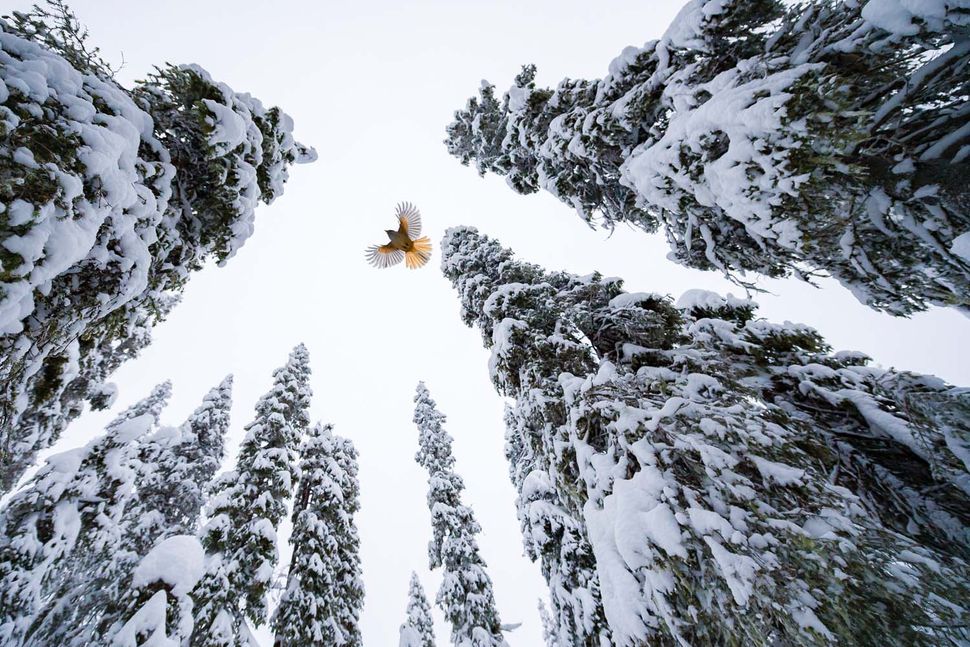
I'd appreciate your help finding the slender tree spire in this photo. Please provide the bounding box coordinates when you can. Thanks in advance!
[192,346,312,646]
[106,377,234,645]
[272,423,364,647]
[398,572,436,647]
[537,600,560,647]
[413,382,507,647]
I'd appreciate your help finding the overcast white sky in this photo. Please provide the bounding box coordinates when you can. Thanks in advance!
[16,1,970,644]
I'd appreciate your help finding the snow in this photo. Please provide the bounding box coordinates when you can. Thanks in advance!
[703,537,758,607]
[660,0,728,51]
[791,606,834,641]
[131,535,205,596]
[951,231,970,263]
[507,85,530,113]
[111,413,157,444]
[110,591,174,647]
[44,447,86,476]
[202,98,249,154]
[615,469,686,561]
[676,289,753,312]
[399,625,423,647]
[621,62,820,252]
[687,507,736,540]
[609,292,665,309]
[861,0,966,35]
[607,45,643,79]
[749,455,805,486]
[584,498,657,647]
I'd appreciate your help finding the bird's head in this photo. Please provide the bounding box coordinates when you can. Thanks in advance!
[385,229,397,238]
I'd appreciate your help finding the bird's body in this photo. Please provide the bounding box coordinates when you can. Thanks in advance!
[386,229,414,250]
[366,203,432,269]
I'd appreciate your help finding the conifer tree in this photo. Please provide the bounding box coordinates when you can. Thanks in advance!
[441,226,970,647]
[0,2,315,492]
[538,600,560,647]
[126,377,233,556]
[413,382,508,647]
[398,572,436,647]
[0,382,171,645]
[445,0,970,316]
[271,423,364,647]
[104,377,234,644]
[0,377,233,646]
[192,345,312,646]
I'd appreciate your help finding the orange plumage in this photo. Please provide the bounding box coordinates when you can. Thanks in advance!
[365,202,432,269]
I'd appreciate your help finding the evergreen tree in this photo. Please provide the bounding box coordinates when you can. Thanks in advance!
[398,572,436,647]
[0,2,315,492]
[538,600,560,647]
[413,382,508,647]
[445,0,970,316]
[271,423,364,647]
[104,377,234,644]
[125,376,233,556]
[441,226,970,647]
[0,377,233,646]
[0,383,171,645]
[505,404,613,647]
[192,345,312,646]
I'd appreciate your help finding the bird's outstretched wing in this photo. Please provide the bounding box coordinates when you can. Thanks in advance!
[365,243,404,269]
[395,202,422,239]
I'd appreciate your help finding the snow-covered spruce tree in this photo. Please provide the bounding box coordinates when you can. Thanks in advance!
[538,600,560,647]
[271,423,364,647]
[504,403,613,647]
[192,345,312,646]
[0,2,315,492]
[122,376,234,558]
[103,376,234,644]
[0,377,232,646]
[0,382,171,646]
[440,227,970,647]
[413,382,507,647]
[445,0,970,315]
[398,572,436,647]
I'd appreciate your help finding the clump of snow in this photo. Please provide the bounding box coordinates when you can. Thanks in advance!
[951,231,970,263]
[131,535,205,596]
[750,455,806,486]
[676,289,754,312]
[609,292,666,309]
[861,0,960,36]
[660,0,728,51]
[110,591,174,647]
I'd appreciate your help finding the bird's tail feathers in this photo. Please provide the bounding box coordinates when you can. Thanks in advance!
[405,237,432,269]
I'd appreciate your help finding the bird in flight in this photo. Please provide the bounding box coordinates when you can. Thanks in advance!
[365,202,432,269]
